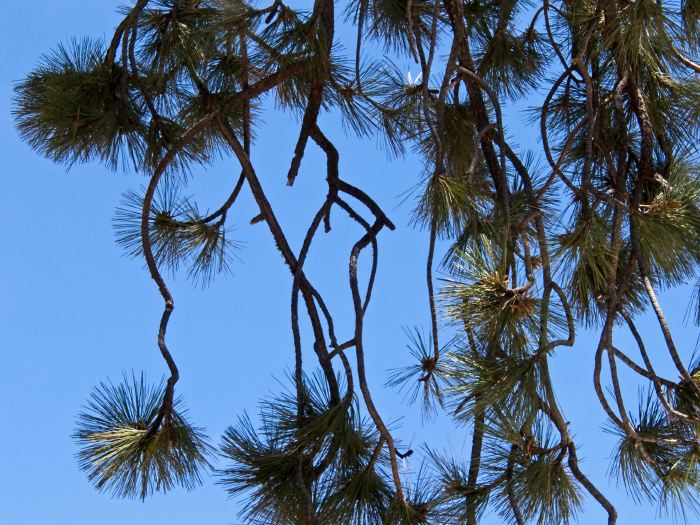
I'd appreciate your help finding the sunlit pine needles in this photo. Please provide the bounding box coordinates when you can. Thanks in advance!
[74,373,212,500]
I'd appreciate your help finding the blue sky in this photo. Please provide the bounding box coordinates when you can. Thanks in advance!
[1,1,697,524]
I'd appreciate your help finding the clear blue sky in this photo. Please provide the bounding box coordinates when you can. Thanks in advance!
[1,2,696,524]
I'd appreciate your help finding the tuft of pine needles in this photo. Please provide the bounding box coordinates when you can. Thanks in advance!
[386,326,449,420]
[114,182,238,285]
[74,373,212,500]
[13,38,146,171]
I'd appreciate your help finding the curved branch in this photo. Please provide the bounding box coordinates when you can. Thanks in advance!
[506,445,525,525]
[611,347,676,389]
[456,66,509,217]
[539,65,587,200]
[334,197,378,314]
[424,220,441,379]
[217,119,340,405]
[567,443,618,524]
[348,218,404,500]
[674,47,700,73]
[543,0,573,76]
[629,221,700,397]
[286,0,334,186]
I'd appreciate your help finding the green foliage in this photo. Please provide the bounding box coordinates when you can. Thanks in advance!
[386,327,448,419]
[14,38,146,170]
[348,0,436,53]
[633,161,700,286]
[609,390,700,518]
[556,210,614,321]
[475,23,547,100]
[443,240,564,342]
[219,373,397,524]
[429,450,490,523]
[114,182,236,284]
[506,451,582,525]
[74,373,212,500]
[445,346,542,422]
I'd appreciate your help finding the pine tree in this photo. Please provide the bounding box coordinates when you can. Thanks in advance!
[13,1,700,523]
